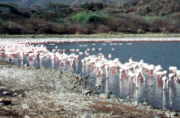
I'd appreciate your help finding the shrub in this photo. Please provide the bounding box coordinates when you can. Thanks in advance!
[1,21,29,34]
[0,18,5,26]
[0,19,4,26]
[23,18,68,34]
[106,15,150,33]
[143,16,166,23]
[54,18,65,23]
[150,19,180,33]
[95,24,111,33]
[167,12,180,25]
[71,11,108,24]
[67,24,93,34]
[81,3,105,11]
[14,18,68,34]
[47,3,73,17]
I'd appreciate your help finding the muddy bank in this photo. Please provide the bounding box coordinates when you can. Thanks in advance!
[0,65,179,118]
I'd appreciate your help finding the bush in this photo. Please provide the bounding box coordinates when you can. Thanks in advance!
[95,24,111,33]
[71,11,108,24]
[27,19,68,34]
[0,18,5,26]
[1,21,29,34]
[143,16,166,23]
[150,19,180,33]
[106,15,150,33]
[67,24,94,34]
[81,3,105,11]
[167,12,180,25]
[0,18,36,34]
[47,3,73,17]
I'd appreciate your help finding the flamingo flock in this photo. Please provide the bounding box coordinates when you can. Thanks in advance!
[0,42,180,110]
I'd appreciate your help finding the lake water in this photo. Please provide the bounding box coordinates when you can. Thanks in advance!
[41,42,180,69]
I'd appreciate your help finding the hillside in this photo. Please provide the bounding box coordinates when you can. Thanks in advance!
[0,0,180,34]
[120,0,180,16]
[0,0,136,7]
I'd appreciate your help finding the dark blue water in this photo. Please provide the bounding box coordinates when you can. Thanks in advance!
[39,42,180,69]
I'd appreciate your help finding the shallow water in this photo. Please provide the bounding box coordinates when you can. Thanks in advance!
[40,42,180,69]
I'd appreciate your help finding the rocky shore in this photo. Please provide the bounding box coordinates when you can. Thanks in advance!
[0,64,179,118]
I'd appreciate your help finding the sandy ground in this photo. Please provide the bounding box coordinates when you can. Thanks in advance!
[0,64,179,118]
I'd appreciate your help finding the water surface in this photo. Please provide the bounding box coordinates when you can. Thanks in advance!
[41,42,180,69]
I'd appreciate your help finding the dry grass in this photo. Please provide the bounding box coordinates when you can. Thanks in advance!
[0,65,179,118]
[0,65,81,118]
[0,61,13,65]
[89,101,168,118]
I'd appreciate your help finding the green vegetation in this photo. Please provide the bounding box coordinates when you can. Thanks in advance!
[0,18,4,25]
[143,16,167,22]
[0,0,180,35]
[71,11,107,24]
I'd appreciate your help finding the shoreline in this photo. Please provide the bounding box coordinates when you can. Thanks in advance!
[1,37,180,44]
[0,33,180,39]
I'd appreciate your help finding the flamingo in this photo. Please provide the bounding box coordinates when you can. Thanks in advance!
[0,41,180,110]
